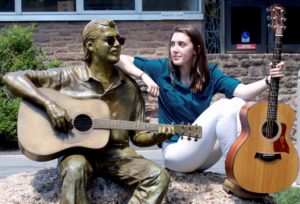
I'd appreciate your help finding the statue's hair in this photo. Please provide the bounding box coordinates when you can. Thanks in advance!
[82,19,117,65]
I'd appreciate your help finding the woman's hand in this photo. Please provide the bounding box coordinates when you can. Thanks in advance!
[269,61,285,78]
[141,73,160,97]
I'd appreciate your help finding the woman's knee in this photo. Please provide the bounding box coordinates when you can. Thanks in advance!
[218,98,245,117]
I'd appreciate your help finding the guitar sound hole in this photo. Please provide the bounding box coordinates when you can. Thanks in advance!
[262,120,279,139]
[74,114,93,132]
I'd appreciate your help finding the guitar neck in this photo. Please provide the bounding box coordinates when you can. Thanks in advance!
[271,35,283,85]
[92,118,201,138]
[267,35,282,121]
[93,118,162,132]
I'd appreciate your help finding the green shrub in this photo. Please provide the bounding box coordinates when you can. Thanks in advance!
[0,24,63,140]
[0,24,46,74]
[0,87,20,139]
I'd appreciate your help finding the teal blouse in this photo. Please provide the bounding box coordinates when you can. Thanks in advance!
[134,57,240,141]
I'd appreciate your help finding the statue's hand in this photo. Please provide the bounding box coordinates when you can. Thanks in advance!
[154,125,175,141]
[44,101,73,133]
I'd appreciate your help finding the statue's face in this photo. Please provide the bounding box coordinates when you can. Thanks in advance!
[89,26,123,64]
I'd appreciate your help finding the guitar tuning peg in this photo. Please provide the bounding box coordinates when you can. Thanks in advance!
[266,7,270,12]
[267,15,271,21]
[194,138,198,142]
[187,136,191,141]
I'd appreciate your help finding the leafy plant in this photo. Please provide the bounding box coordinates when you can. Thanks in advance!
[0,24,46,74]
[0,87,20,139]
[0,24,63,140]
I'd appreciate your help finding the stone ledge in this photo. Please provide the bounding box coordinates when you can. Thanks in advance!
[0,168,275,204]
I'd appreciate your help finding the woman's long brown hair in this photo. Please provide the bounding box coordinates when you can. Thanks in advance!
[168,26,210,93]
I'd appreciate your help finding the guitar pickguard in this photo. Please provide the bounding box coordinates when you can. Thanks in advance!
[273,123,289,153]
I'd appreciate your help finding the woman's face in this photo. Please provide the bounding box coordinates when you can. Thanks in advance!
[170,32,195,68]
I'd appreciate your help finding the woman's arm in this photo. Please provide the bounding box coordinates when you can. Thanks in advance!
[117,55,160,97]
[233,62,284,99]
[117,55,144,78]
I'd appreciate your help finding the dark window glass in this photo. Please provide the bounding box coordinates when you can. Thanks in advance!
[84,0,134,10]
[231,6,261,44]
[143,0,198,11]
[226,0,300,53]
[22,0,76,12]
[282,7,300,44]
[0,0,14,12]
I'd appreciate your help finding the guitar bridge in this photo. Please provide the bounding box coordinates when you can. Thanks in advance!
[255,153,281,162]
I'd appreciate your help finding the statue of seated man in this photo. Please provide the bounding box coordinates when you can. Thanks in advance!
[4,19,173,204]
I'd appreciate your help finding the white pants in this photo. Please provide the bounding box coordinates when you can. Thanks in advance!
[162,97,246,173]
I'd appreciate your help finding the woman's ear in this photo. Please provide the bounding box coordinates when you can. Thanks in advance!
[197,45,201,54]
[194,45,201,55]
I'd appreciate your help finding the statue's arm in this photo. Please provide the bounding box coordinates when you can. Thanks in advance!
[3,71,72,132]
[132,131,173,147]
[3,71,52,107]
[129,93,173,147]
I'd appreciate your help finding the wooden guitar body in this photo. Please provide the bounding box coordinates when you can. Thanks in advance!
[18,88,111,161]
[226,101,299,193]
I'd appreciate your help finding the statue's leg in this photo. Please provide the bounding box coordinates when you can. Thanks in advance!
[104,147,170,204]
[58,154,93,204]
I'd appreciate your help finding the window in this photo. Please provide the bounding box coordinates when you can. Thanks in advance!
[225,0,300,53]
[0,0,203,21]
[225,1,267,53]
[22,0,76,12]
[143,0,199,11]
[272,4,300,52]
[0,0,14,12]
[84,0,134,11]
[231,7,261,45]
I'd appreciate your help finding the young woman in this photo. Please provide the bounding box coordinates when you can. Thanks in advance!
[117,26,284,198]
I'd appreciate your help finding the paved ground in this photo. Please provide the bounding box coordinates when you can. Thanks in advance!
[0,148,225,181]
[2,148,300,189]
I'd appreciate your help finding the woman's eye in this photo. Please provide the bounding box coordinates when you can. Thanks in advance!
[170,42,175,47]
[178,42,186,47]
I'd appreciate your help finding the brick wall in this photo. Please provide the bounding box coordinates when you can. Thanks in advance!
[29,21,202,66]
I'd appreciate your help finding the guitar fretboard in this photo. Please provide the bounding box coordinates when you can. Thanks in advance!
[267,35,282,122]
[94,118,162,132]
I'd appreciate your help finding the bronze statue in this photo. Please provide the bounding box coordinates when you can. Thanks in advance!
[4,19,172,204]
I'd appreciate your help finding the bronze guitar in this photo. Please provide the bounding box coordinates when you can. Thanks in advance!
[17,87,201,161]
[225,4,299,193]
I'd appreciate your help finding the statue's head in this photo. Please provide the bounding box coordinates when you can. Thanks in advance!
[82,19,125,65]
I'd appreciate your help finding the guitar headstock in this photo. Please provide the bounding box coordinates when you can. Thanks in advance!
[173,124,202,141]
[267,3,286,36]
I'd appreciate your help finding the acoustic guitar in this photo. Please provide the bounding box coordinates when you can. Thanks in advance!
[17,87,201,161]
[225,4,299,193]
